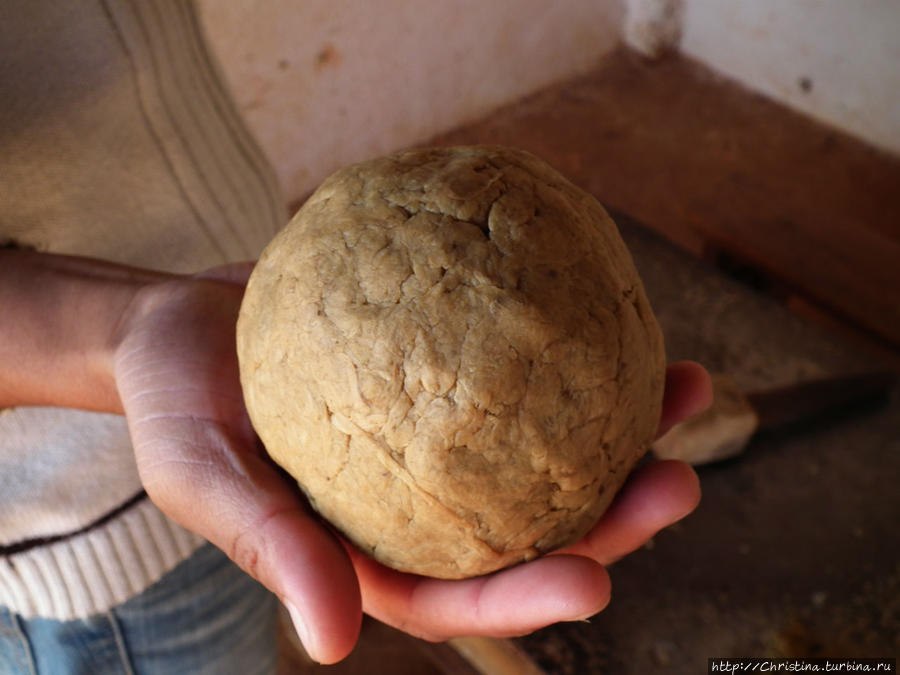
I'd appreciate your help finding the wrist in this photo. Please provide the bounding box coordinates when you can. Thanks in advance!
[0,249,175,412]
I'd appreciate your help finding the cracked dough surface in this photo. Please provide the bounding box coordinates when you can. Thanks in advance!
[237,146,665,578]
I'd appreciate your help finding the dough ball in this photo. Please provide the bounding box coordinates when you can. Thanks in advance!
[237,145,665,579]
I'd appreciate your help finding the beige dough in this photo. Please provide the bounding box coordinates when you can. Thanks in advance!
[237,145,665,578]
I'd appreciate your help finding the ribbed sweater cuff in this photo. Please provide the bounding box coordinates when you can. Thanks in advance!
[0,497,205,620]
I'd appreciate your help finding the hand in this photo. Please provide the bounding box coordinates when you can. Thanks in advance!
[113,265,712,663]
[113,265,362,661]
[345,361,711,641]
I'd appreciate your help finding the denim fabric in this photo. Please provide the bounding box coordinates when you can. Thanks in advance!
[0,543,277,675]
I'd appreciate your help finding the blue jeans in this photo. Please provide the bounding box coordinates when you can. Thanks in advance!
[0,543,277,675]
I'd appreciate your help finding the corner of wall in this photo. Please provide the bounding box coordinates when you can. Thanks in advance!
[623,0,685,59]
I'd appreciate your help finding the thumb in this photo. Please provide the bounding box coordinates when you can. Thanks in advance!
[234,496,364,664]
[129,415,362,663]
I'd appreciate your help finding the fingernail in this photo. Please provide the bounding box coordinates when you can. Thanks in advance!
[284,600,318,662]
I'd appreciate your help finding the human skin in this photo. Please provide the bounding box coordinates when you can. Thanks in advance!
[0,248,712,664]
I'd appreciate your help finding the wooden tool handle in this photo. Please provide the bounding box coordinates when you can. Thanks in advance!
[449,637,546,675]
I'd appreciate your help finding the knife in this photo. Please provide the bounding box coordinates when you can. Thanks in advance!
[652,371,896,465]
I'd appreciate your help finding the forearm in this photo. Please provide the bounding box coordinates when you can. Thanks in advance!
[0,248,172,412]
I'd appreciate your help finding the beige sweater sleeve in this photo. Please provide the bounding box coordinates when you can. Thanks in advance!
[0,0,284,620]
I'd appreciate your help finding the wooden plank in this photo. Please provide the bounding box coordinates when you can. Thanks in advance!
[278,613,480,674]
[448,637,546,675]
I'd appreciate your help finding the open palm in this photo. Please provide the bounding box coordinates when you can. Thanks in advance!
[112,264,711,664]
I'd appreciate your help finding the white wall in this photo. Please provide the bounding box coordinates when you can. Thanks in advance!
[623,0,684,58]
[198,0,900,206]
[680,0,900,156]
[197,1,623,204]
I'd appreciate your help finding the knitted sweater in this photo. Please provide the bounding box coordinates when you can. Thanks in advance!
[0,0,284,619]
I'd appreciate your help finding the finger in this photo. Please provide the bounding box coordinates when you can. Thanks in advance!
[252,503,362,664]
[555,459,700,566]
[347,545,610,642]
[658,361,713,437]
[130,418,362,664]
